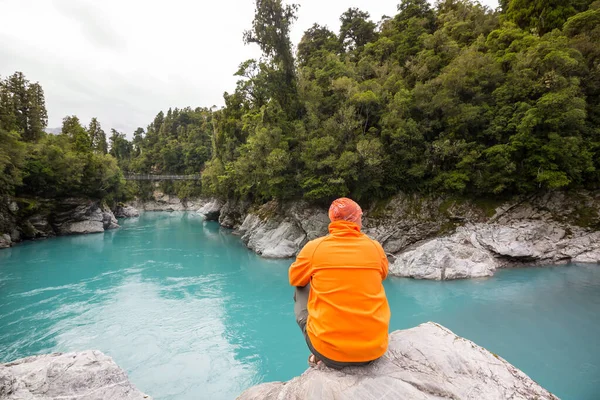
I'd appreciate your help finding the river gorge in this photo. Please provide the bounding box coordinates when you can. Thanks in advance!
[1,211,599,399]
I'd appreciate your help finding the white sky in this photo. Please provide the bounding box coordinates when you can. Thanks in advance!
[0,0,498,134]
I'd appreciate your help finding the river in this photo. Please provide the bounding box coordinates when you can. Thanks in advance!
[0,212,598,399]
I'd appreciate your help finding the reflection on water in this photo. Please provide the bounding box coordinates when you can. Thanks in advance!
[0,212,599,400]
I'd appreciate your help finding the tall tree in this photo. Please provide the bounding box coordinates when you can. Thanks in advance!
[61,116,91,153]
[25,82,47,141]
[244,0,300,117]
[339,8,377,53]
[87,117,108,154]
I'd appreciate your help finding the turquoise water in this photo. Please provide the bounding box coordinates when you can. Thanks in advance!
[0,212,599,399]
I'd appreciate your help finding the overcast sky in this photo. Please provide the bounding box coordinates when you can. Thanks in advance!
[0,0,498,134]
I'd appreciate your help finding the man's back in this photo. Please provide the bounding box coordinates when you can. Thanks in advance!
[289,219,390,363]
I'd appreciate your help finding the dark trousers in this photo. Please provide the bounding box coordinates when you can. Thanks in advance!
[294,284,374,369]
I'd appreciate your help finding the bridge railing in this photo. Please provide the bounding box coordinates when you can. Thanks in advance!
[124,174,201,181]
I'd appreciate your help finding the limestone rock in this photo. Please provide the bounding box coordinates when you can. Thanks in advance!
[237,322,558,400]
[0,233,11,249]
[52,198,119,235]
[197,199,224,221]
[238,214,307,258]
[24,214,53,239]
[391,231,498,280]
[0,350,151,400]
[102,205,120,230]
[114,205,141,218]
[219,199,250,229]
[9,229,20,242]
[475,221,566,261]
[132,191,206,211]
[573,248,600,263]
[287,201,329,241]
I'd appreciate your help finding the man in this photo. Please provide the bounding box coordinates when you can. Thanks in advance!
[289,197,390,369]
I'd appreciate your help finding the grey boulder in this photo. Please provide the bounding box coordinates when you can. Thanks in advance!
[114,205,141,218]
[391,232,498,280]
[0,350,150,400]
[0,233,11,249]
[197,199,223,221]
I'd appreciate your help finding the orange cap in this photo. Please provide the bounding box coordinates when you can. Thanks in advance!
[328,198,363,224]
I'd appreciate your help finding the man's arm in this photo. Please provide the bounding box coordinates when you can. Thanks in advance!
[289,241,315,287]
[374,241,388,280]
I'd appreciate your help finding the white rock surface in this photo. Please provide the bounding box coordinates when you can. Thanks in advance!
[59,220,105,234]
[391,231,498,280]
[0,350,151,400]
[132,192,207,211]
[102,206,120,230]
[197,199,224,221]
[574,248,600,263]
[0,233,11,249]
[389,220,600,279]
[475,221,566,260]
[238,322,558,400]
[238,214,307,258]
[114,205,141,218]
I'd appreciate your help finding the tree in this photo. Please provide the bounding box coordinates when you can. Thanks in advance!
[109,129,132,170]
[87,118,108,154]
[339,8,377,53]
[25,82,47,141]
[505,0,579,35]
[0,72,47,141]
[61,116,91,153]
[298,24,339,66]
[244,0,300,117]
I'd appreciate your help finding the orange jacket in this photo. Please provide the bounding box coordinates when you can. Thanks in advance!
[289,220,390,362]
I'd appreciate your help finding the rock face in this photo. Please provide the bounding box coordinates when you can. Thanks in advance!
[219,198,251,229]
[214,191,599,274]
[0,350,151,400]
[0,198,120,249]
[0,233,11,249]
[53,198,119,235]
[238,322,558,400]
[235,201,329,259]
[114,204,141,218]
[391,220,600,280]
[197,199,224,221]
[131,191,206,211]
[391,230,499,280]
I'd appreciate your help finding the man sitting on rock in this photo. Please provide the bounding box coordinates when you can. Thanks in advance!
[289,197,391,368]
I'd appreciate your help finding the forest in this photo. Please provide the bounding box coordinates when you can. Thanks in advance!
[1,0,599,206]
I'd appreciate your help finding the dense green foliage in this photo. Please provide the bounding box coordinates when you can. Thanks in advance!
[4,0,600,207]
[192,0,600,204]
[0,73,124,202]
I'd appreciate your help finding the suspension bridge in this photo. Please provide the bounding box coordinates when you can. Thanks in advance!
[124,174,200,181]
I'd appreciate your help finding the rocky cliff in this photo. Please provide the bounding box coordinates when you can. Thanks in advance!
[198,191,600,279]
[238,322,557,400]
[129,191,206,211]
[0,350,150,399]
[0,197,120,249]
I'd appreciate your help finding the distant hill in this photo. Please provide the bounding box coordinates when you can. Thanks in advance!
[45,127,62,135]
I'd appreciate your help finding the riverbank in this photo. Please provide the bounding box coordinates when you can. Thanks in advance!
[0,197,119,249]
[3,190,599,281]
[191,191,600,280]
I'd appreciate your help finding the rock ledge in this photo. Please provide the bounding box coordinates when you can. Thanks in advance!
[0,350,150,399]
[238,322,558,400]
